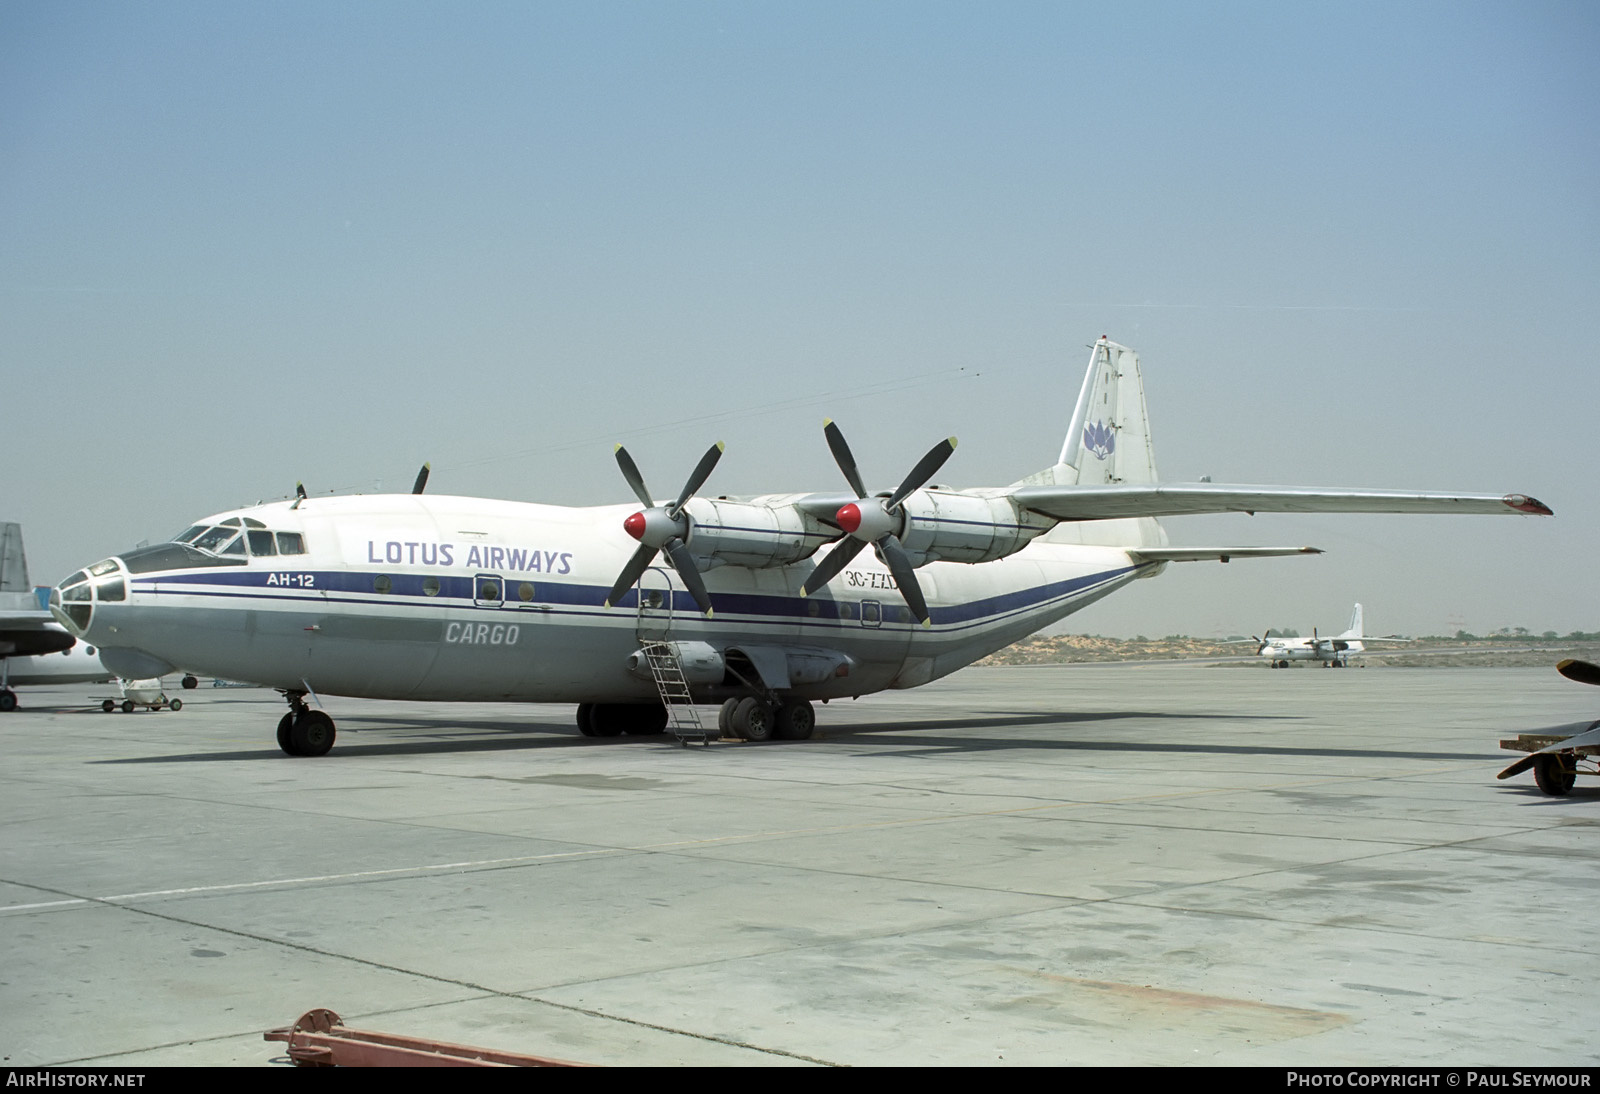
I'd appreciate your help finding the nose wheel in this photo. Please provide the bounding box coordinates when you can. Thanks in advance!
[277,693,336,756]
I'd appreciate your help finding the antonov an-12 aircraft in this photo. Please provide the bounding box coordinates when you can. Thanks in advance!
[50,338,1552,755]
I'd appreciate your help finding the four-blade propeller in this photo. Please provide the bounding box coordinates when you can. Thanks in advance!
[800,420,957,626]
[604,441,725,616]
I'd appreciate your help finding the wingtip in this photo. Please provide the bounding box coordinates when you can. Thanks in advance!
[1504,494,1554,516]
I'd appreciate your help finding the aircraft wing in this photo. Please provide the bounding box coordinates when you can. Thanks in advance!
[0,611,76,656]
[1126,546,1321,564]
[1010,484,1553,522]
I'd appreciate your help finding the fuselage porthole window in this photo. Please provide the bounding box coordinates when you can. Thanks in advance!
[518,582,535,602]
[374,575,392,594]
[422,577,440,597]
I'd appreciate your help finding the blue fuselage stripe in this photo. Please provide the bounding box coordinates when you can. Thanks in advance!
[130,564,1135,631]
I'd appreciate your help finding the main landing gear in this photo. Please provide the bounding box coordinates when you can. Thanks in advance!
[572,697,817,743]
[717,697,815,742]
[575,703,669,737]
[277,691,336,757]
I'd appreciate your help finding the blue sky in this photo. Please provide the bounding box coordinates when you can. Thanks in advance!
[4,1,1596,637]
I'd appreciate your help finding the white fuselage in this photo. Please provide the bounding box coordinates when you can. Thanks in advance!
[1260,638,1365,664]
[55,494,1158,704]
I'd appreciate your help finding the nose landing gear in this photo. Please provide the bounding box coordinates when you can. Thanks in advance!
[277,691,336,756]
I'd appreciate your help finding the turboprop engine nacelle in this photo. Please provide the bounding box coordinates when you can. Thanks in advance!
[677,497,834,570]
[892,490,1055,567]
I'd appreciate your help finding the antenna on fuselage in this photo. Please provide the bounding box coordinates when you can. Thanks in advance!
[291,482,307,510]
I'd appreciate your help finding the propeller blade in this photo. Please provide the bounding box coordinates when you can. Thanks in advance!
[670,441,725,516]
[663,537,714,616]
[802,537,868,595]
[823,420,868,498]
[412,462,431,495]
[886,437,958,511]
[613,445,655,508]
[1557,659,1600,687]
[878,536,932,626]
[604,543,658,609]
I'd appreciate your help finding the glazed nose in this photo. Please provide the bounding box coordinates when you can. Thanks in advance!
[51,559,127,636]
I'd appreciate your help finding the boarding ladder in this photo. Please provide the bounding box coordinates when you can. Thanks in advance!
[639,641,713,746]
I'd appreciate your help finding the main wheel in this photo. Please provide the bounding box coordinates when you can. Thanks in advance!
[775,698,815,741]
[0,690,16,713]
[181,675,198,690]
[277,712,298,755]
[576,703,597,737]
[732,697,775,742]
[717,699,738,738]
[623,705,669,735]
[102,699,116,713]
[587,704,626,737]
[1533,754,1576,796]
[289,710,336,757]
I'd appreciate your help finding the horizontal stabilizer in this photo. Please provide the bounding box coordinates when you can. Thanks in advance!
[1013,484,1553,522]
[1126,546,1322,564]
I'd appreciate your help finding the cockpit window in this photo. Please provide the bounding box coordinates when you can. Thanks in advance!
[189,526,236,553]
[164,521,305,563]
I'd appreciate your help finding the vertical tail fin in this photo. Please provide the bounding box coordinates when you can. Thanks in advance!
[1022,337,1159,488]
[1023,338,1165,549]
[0,523,30,593]
[1341,603,1364,639]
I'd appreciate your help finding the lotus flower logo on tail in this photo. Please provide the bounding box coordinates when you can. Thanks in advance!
[1083,420,1115,461]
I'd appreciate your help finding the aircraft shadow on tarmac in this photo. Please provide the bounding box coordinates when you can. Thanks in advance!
[90,706,1498,766]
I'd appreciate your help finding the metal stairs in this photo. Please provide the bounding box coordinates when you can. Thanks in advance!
[638,641,713,746]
